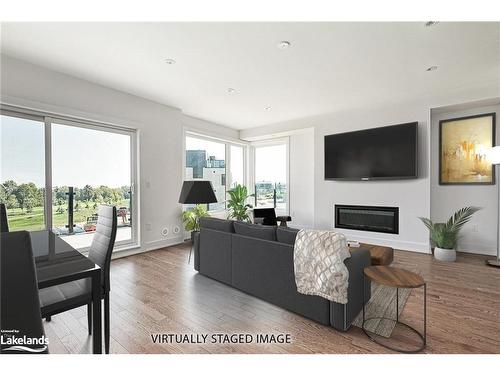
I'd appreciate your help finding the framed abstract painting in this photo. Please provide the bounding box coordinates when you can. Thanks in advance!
[439,113,496,185]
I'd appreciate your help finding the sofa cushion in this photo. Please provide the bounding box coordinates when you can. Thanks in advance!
[199,217,235,233]
[233,221,277,241]
[276,227,300,245]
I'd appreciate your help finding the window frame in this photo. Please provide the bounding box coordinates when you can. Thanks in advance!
[183,130,248,214]
[0,109,47,230]
[251,137,290,216]
[0,105,139,252]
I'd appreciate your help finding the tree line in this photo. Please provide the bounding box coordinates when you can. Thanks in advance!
[0,180,130,213]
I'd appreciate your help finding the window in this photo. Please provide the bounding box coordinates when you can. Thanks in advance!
[0,108,138,251]
[0,113,46,231]
[185,135,226,211]
[229,145,244,187]
[184,133,246,212]
[51,120,135,249]
[253,141,288,215]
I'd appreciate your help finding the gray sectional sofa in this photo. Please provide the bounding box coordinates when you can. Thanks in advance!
[193,217,371,331]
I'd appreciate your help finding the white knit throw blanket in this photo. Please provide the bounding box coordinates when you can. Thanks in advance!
[293,229,351,304]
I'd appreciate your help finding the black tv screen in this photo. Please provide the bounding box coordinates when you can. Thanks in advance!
[324,122,418,180]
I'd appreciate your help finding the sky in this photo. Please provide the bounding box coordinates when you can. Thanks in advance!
[186,136,225,160]
[1,115,45,186]
[255,144,286,183]
[1,115,131,188]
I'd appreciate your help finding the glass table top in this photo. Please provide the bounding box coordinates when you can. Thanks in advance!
[29,230,99,287]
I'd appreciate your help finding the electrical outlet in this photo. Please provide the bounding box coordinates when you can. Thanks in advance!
[472,224,479,233]
[145,223,152,231]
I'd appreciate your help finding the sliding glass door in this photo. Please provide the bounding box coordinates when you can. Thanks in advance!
[0,112,46,231]
[0,108,138,251]
[51,120,134,249]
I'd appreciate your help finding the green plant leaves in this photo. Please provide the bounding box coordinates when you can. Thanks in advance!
[419,206,480,249]
[445,206,481,234]
[181,204,209,231]
[226,184,254,222]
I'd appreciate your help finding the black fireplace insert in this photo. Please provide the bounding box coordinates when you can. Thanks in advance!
[334,205,399,234]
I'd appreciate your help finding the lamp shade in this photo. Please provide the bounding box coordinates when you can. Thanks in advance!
[178,181,217,204]
[489,146,500,165]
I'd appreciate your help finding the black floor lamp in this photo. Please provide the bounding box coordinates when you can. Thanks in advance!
[178,181,217,263]
[487,146,500,267]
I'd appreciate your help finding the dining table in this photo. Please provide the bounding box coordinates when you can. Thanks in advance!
[30,230,103,354]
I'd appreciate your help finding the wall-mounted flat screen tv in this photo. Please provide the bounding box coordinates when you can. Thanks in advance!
[324,122,418,180]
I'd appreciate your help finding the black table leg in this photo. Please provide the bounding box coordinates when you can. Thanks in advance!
[91,270,102,354]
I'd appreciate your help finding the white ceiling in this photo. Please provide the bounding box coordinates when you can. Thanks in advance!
[1,22,499,129]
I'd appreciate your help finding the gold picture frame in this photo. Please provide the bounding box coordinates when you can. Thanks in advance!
[439,113,496,185]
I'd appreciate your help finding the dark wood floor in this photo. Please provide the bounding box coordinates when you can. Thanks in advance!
[43,242,500,354]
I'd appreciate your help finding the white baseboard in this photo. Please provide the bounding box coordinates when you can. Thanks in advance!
[339,232,431,253]
[143,236,184,252]
[457,244,497,256]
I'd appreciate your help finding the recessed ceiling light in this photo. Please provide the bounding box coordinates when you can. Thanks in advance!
[426,66,438,72]
[227,88,236,93]
[265,106,272,111]
[165,59,176,65]
[277,41,291,49]
[424,21,440,27]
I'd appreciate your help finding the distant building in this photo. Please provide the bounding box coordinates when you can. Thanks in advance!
[186,150,206,178]
[207,155,225,168]
[185,150,226,210]
[255,181,274,192]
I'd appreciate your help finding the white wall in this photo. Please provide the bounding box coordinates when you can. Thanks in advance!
[289,128,315,228]
[182,114,239,141]
[431,101,500,255]
[0,55,236,256]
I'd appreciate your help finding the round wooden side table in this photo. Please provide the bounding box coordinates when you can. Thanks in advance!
[362,266,426,353]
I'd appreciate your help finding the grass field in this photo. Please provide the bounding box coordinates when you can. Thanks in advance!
[7,199,129,232]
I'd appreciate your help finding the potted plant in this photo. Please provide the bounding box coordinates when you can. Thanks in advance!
[226,184,254,222]
[182,204,209,241]
[419,206,480,262]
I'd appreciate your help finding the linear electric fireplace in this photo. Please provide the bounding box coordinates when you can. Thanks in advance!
[334,205,399,234]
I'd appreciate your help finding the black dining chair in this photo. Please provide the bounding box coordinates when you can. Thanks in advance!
[39,205,117,354]
[253,207,278,226]
[0,203,9,233]
[1,231,48,354]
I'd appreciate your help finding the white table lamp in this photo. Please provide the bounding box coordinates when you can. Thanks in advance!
[488,146,500,267]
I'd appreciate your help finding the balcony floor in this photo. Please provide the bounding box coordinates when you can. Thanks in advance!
[60,226,132,249]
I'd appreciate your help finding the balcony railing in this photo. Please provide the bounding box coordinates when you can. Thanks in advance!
[54,186,131,237]
[254,183,287,210]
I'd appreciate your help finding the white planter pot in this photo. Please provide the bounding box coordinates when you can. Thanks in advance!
[434,247,456,262]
